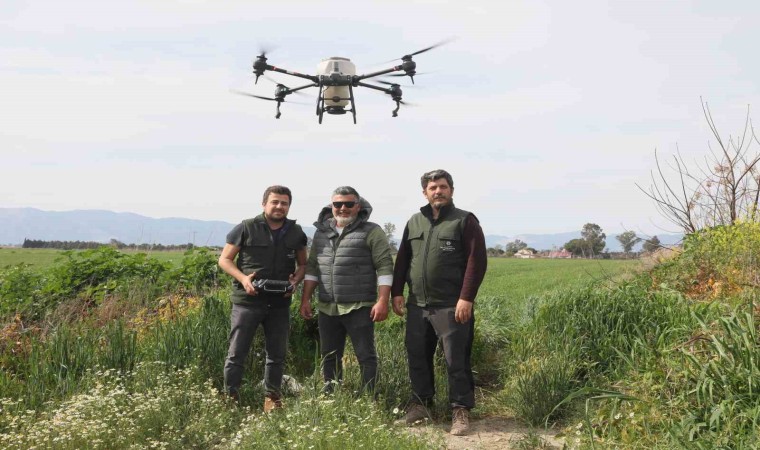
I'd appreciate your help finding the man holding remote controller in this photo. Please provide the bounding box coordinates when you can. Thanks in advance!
[218,185,308,412]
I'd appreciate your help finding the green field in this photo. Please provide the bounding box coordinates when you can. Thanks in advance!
[477,257,640,301]
[0,247,196,269]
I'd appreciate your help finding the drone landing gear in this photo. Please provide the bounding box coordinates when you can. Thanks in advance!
[392,100,401,117]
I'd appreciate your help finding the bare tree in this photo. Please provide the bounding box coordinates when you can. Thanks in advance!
[638,100,760,234]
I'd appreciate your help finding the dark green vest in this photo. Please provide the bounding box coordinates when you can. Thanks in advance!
[312,221,379,304]
[232,214,304,305]
[405,203,470,307]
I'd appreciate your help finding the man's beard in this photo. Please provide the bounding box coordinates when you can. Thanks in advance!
[266,212,286,223]
[335,216,356,227]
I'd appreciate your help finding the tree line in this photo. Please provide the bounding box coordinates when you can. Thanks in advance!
[486,224,663,258]
[21,239,220,251]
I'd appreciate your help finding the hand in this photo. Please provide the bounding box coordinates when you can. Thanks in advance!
[241,272,258,296]
[392,295,406,317]
[285,273,298,298]
[370,299,389,322]
[299,299,313,320]
[454,299,473,323]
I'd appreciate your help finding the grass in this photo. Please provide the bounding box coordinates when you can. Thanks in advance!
[477,258,640,301]
[0,247,192,269]
[0,252,675,449]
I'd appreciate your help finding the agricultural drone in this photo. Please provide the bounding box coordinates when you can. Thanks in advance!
[232,40,449,124]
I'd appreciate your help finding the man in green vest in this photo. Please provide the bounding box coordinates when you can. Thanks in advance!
[218,185,308,412]
[299,186,394,394]
[391,169,487,436]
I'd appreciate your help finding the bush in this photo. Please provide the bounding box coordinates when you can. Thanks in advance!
[44,247,170,302]
[0,264,45,317]
[167,247,224,293]
[656,221,760,299]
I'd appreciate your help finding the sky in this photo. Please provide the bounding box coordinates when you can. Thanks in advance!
[2,0,760,238]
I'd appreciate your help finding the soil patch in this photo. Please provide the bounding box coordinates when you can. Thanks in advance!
[408,416,566,449]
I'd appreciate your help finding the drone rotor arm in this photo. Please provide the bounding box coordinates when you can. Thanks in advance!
[353,66,404,82]
[354,81,394,93]
[286,82,319,94]
[266,66,319,83]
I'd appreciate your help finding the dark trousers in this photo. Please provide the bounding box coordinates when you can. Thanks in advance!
[318,306,378,392]
[405,303,475,409]
[224,302,290,398]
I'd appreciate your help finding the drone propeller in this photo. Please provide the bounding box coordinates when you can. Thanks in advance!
[381,38,455,63]
[256,44,277,58]
[376,80,419,88]
[259,75,308,96]
[230,89,309,105]
[406,38,453,58]
[252,47,276,84]
[386,71,432,78]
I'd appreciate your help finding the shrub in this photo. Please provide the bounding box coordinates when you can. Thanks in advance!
[0,264,45,317]
[44,247,170,302]
[656,221,760,299]
[167,247,224,293]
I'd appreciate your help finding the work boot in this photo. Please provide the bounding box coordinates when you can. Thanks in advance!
[263,395,283,413]
[224,390,239,405]
[394,403,430,426]
[450,407,470,436]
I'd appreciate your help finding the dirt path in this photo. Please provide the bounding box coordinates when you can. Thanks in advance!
[409,417,566,449]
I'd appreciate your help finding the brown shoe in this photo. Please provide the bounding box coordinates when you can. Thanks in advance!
[224,390,239,405]
[394,403,430,426]
[450,407,470,435]
[264,395,283,413]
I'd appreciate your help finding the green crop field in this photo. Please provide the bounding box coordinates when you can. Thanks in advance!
[477,257,640,301]
[0,247,199,269]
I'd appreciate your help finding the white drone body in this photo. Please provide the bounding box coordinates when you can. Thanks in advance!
[317,57,356,109]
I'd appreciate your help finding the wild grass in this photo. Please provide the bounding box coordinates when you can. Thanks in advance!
[10,248,740,448]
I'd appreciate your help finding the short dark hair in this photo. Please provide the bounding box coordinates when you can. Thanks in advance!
[332,186,361,199]
[420,169,454,189]
[262,185,292,204]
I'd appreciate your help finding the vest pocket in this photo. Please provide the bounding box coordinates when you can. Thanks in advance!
[436,233,460,254]
[407,229,424,253]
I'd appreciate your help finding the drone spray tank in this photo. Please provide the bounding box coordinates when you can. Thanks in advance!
[316,57,355,115]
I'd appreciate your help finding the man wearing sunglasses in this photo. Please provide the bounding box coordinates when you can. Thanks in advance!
[391,169,487,436]
[300,186,394,395]
[218,185,308,412]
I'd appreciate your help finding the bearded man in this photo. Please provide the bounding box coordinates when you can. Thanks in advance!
[300,186,394,394]
[218,185,307,411]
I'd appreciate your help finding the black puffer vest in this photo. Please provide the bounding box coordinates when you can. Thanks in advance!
[232,214,304,304]
[311,199,380,304]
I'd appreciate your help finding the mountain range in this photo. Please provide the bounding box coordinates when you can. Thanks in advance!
[0,208,682,252]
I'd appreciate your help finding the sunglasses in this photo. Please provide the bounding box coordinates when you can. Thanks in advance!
[332,201,356,209]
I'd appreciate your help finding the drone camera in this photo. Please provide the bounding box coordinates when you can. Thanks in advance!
[325,105,347,115]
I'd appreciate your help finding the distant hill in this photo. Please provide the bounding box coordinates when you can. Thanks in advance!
[0,208,316,247]
[0,208,681,251]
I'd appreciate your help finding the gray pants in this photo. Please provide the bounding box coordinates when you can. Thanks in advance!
[318,306,378,393]
[224,302,290,398]
[405,303,475,409]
